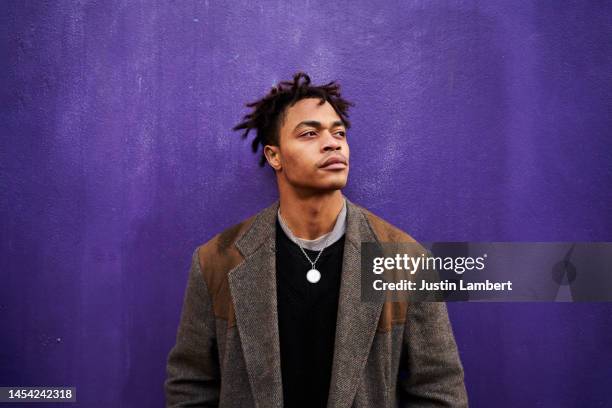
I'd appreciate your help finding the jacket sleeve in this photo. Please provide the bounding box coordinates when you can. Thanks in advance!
[397,301,468,407]
[165,247,221,407]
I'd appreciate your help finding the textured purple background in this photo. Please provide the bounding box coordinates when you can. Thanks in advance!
[2,1,612,407]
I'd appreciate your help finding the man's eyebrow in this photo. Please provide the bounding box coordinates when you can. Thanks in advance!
[293,120,345,132]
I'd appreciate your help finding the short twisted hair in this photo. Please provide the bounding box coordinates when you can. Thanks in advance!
[232,71,355,167]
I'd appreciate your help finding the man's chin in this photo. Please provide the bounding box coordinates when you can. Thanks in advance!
[287,173,348,193]
[315,178,348,192]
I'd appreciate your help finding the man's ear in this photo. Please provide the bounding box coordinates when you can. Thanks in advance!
[264,145,282,171]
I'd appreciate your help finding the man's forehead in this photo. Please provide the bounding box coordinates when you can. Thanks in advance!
[283,98,341,126]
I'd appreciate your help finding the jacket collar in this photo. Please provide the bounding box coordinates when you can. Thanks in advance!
[228,196,382,408]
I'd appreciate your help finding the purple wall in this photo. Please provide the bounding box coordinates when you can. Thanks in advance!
[2,1,611,406]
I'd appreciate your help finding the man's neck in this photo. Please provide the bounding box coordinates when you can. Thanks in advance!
[278,189,345,241]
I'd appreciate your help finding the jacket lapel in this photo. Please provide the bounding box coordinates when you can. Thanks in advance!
[228,200,283,407]
[227,198,383,408]
[327,198,383,408]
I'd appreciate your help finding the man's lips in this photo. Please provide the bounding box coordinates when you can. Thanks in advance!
[320,162,347,170]
[319,155,348,169]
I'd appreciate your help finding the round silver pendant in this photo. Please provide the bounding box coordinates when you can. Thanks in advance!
[306,268,321,283]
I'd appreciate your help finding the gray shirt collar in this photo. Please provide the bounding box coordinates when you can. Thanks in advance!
[277,197,347,251]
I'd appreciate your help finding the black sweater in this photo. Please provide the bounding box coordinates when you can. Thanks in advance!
[275,217,346,408]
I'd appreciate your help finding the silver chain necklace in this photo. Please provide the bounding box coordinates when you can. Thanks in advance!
[297,232,332,284]
[279,214,333,283]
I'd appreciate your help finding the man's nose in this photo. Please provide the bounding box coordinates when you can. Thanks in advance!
[322,130,342,151]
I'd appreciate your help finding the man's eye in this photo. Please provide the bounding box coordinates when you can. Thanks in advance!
[336,131,346,137]
[301,131,317,137]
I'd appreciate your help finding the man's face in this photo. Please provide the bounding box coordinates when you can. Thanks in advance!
[266,98,350,192]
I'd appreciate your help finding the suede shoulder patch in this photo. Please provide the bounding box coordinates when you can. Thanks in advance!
[359,208,428,332]
[197,215,256,328]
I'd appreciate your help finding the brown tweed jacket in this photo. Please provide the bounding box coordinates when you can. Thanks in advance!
[165,197,468,407]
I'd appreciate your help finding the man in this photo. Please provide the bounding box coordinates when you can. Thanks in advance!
[165,72,468,407]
